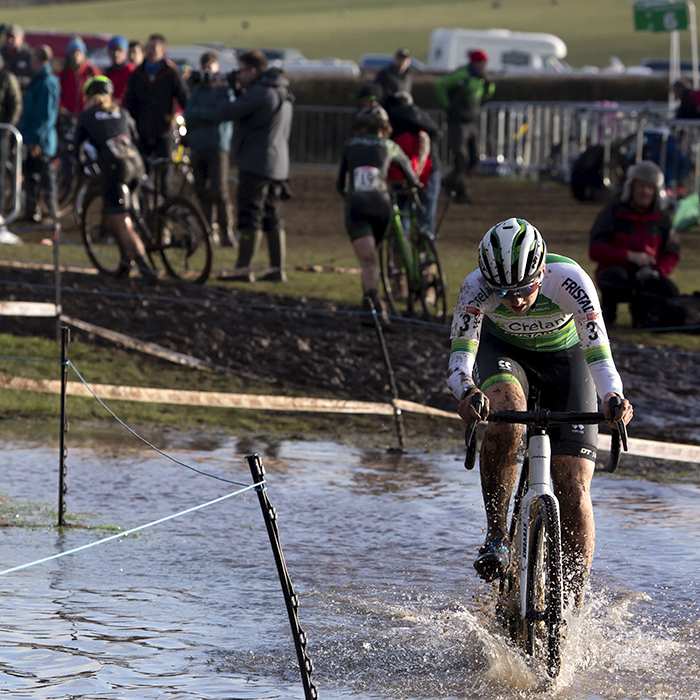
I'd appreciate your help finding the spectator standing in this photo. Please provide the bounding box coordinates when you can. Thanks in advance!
[105,35,135,105]
[59,36,100,117]
[19,45,59,223]
[124,34,188,197]
[128,41,144,67]
[1,24,32,92]
[375,48,413,100]
[0,54,22,126]
[435,49,494,203]
[673,79,700,119]
[184,51,236,247]
[0,53,22,243]
[385,91,442,236]
[589,160,680,327]
[216,50,294,282]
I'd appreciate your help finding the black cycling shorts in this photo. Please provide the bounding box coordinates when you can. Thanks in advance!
[475,326,598,462]
[344,192,393,244]
[101,158,140,215]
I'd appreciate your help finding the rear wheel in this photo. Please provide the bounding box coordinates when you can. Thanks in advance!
[157,196,212,284]
[81,188,127,277]
[525,495,564,679]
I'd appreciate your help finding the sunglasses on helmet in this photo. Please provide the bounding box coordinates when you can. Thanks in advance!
[492,279,542,300]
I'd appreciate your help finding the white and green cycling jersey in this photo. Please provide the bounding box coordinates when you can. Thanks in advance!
[447,253,625,401]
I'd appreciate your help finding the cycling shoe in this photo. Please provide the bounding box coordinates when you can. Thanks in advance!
[473,538,510,582]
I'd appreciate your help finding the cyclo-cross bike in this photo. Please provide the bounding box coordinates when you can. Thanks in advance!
[464,389,628,679]
[81,156,212,284]
[379,186,448,322]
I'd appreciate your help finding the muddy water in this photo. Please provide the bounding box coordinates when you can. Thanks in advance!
[0,423,698,699]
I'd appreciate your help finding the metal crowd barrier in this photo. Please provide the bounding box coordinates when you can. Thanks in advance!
[0,122,23,226]
[290,101,700,193]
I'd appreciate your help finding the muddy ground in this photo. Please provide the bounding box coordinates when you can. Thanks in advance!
[1,171,699,456]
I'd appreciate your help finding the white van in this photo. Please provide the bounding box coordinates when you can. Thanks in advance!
[428,28,569,74]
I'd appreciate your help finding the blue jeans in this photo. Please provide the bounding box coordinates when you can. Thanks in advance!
[417,168,441,236]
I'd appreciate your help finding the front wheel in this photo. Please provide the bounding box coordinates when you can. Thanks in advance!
[81,187,128,277]
[415,232,448,323]
[156,196,212,284]
[525,495,564,679]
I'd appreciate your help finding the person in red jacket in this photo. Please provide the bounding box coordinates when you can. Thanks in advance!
[104,35,135,105]
[589,160,680,327]
[59,36,100,117]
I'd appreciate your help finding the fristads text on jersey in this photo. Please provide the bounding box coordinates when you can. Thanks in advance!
[561,277,595,313]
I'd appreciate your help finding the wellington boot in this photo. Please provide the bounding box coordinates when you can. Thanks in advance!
[232,228,262,280]
[266,227,287,281]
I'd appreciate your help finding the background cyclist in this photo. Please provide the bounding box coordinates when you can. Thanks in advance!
[76,75,156,282]
[336,104,421,326]
[447,218,633,605]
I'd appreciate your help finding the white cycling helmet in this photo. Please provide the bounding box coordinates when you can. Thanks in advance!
[478,218,547,289]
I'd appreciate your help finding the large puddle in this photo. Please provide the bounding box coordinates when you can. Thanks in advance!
[0,421,698,698]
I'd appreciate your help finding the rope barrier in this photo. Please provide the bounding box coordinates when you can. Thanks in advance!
[65,361,251,486]
[0,482,262,577]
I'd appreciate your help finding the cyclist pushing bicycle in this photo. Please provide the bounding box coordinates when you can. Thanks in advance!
[336,104,421,326]
[447,218,633,606]
[75,75,157,283]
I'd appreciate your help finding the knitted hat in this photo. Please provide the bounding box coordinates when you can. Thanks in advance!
[469,49,488,63]
[621,160,664,210]
[66,36,87,55]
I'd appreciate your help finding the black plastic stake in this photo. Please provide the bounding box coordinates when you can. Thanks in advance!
[247,454,318,700]
[53,219,62,343]
[366,297,406,451]
[58,325,69,527]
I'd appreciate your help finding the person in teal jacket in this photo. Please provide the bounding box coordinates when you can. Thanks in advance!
[434,49,494,204]
[19,45,60,222]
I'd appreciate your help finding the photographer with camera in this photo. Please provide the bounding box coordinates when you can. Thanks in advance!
[215,49,294,282]
[184,51,236,247]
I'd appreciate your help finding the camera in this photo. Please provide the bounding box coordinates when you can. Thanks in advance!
[189,70,218,87]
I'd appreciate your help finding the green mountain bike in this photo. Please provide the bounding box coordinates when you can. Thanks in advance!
[379,187,448,323]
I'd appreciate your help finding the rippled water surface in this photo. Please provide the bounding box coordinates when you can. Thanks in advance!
[0,423,698,699]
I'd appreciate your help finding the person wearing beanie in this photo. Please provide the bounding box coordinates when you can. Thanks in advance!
[1,24,33,92]
[434,48,494,203]
[59,35,100,116]
[375,48,413,101]
[105,35,135,105]
[589,160,681,327]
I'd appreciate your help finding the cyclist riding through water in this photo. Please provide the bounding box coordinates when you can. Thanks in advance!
[446,218,633,605]
[336,104,421,326]
[75,75,157,282]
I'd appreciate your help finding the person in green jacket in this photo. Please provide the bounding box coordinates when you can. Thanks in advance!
[434,49,494,204]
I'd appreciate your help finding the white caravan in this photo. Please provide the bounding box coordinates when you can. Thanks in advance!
[428,28,569,73]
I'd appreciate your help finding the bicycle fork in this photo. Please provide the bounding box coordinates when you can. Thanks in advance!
[518,432,561,619]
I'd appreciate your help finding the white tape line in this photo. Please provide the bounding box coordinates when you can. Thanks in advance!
[597,433,700,464]
[0,301,57,317]
[0,372,697,463]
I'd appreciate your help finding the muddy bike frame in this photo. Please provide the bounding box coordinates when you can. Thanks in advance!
[464,392,628,678]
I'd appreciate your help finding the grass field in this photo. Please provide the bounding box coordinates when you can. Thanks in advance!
[6,0,694,70]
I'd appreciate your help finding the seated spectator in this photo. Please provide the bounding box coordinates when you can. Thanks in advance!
[105,35,135,105]
[59,36,101,117]
[1,24,32,92]
[184,51,236,247]
[589,160,680,327]
[375,48,412,100]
